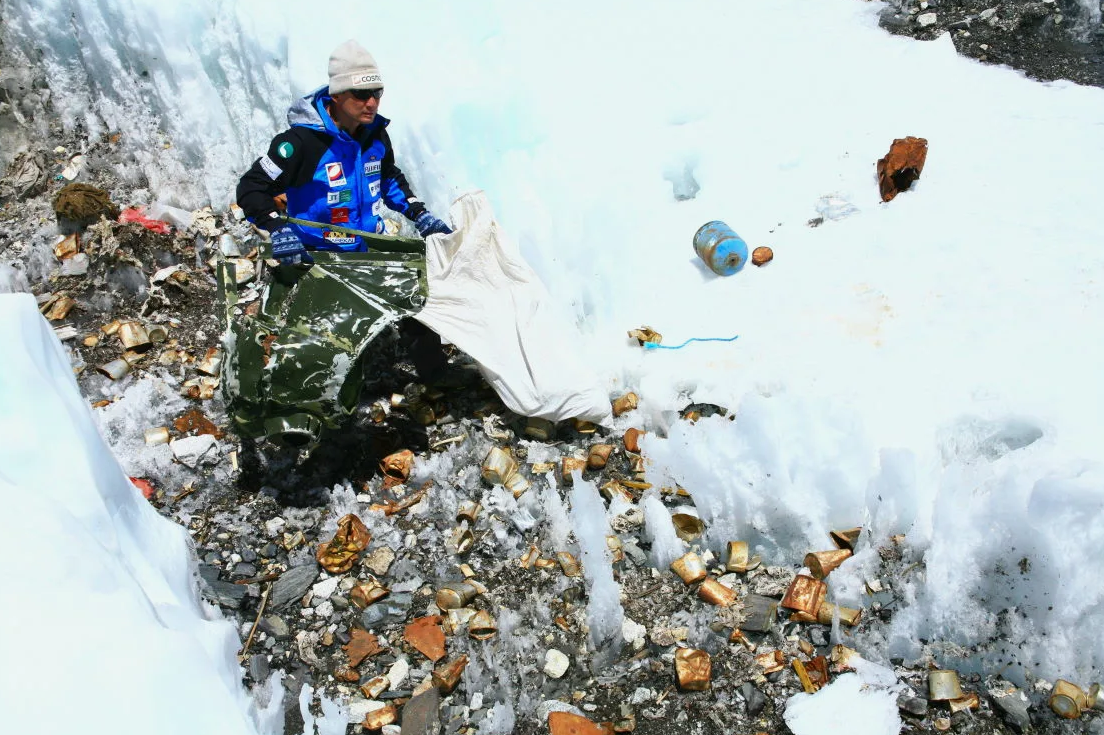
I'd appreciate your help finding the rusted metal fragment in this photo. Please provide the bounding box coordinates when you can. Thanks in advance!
[316,514,371,573]
[675,648,711,691]
[432,654,469,693]
[380,449,414,488]
[623,428,644,454]
[611,392,638,417]
[587,444,613,470]
[782,575,827,617]
[830,527,862,551]
[173,408,224,439]
[404,615,446,662]
[350,581,390,609]
[752,246,773,266]
[877,137,928,202]
[671,551,707,585]
[698,577,736,607]
[548,711,606,735]
[803,549,852,579]
[343,629,384,667]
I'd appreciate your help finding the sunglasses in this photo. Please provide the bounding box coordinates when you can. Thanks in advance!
[349,88,383,101]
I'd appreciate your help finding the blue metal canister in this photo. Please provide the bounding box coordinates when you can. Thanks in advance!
[693,220,749,276]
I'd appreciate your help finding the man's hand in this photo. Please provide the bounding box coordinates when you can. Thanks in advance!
[271,225,314,266]
[414,212,453,238]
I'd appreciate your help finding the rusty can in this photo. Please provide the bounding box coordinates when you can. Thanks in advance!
[456,500,481,525]
[816,601,862,627]
[829,527,862,551]
[432,654,469,693]
[698,577,737,607]
[587,444,614,470]
[117,321,151,351]
[674,648,711,691]
[469,610,498,640]
[556,551,582,578]
[435,580,479,610]
[693,220,749,276]
[671,551,707,585]
[481,447,518,486]
[928,670,965,702]
[804,549,852,579]
[1088,683,1104,711]
[782,575,827,616]
[611,392,638,417]
[1049,680,1087,719]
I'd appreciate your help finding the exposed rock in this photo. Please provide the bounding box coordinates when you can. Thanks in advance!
[270,564,318,610]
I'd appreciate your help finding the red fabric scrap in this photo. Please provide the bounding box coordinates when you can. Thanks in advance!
[119,207,172,234]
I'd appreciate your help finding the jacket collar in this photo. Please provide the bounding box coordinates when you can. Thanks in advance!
[287,86,389,141]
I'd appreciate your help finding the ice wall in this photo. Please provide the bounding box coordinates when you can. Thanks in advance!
[0,293,271,735]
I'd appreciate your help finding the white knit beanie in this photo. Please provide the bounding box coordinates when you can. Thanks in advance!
[328,40,384,95]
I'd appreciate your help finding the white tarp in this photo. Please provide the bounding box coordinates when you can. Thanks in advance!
[416,191,612,424]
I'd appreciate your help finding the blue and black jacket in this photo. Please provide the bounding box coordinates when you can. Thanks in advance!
[236,86,426,251]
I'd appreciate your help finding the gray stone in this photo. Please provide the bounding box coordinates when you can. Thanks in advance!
[232,562,257,578]
[808,626,830,647]
[361,606,388,629]
[270,564,318,610]
[204,579,247,609]
[740,594,779,633]
[623,541,648,567]
[897,695,928,718]
[262,543,278,558]
[989,691,1031,732]
[248,654,269,682]
[241,548,258,563]
[260,615,290,640]
[740,682,766,716]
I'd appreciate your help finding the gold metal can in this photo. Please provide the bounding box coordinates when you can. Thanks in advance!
[671,551,707,585]
[803,549,852,579]
[469,610,498,641]
[556,551,581,578]
[561,457,588,483]
[362,704,397,730]
[359,675,389,699]
[481,447,518,486]
[524,417,557,440]
[432,654,469,694]
[829,527,862,551]
[928,670,965,702]
[435,581,479,611]
[624,428,644,454]
[144,426,170,446]
[816,602,862,627]
[1049,680,1087,719]
[117,321,150,351]
[698,577,736,607]
[611,392,639,417]
[674,648,711,691]
[586,444,614,470]
[782,575,827,616]
[456,500,481,525]
[350,581,390,609]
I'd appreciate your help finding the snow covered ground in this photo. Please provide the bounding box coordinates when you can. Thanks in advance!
[2,0,1104,732]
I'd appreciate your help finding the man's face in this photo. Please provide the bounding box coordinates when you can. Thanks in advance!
[332,88,382,128]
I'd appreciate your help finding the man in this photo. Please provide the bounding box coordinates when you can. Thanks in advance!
[236,39,452,265]
[236,39,451,380]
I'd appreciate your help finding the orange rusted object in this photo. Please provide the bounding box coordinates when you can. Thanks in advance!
[624,428,644,454]
[548,711,606,735]
[404,615,447,662]
[173,408,224,439]
[752,246,774,266]
[362,704,397,730]
[755,649,786,674]
[675,648,712,691]
[877,136,928,202]
[587,444,614,470]
[342,629,384,667]
[698,577,737,607]
[316,514,371,573]
[803,549,852,579]
[380,449,414,489]
[432,654,469,693]
[782,574,827,616]
[350,581,390,609]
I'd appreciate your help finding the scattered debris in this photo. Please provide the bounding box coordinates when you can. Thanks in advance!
[877,136,928,202]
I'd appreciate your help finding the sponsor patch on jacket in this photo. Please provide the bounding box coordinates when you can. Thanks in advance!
[368,180,380,197]
[276,141,294,159]
[364,160,382,175]
[323,231,357,245]
[372,200,382,216]
[326,191,341,205]
[259,155,282,180]
[325,162,347,188]
[330,207,350,224]
[339,190,352,203]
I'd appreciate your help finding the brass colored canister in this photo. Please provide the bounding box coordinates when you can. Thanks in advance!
[949,692,980,713]
[450,527,474,555]
[1089,683,1104,711]
[928,670,965,702]
[481,447,518,486]
[611,392,638,417]
[755,649,786,674]
[469,610,498,641]
[524,417,556,441]
[556,551,581,578]
[436,581,479,610]
[606,535,624,563]
[624,428,644,454]
[671,511,704,542]
[674,648,711,691]
[504,472,531,498]
[146,324,169,344]
[432,654,469,693]
[195,347,222,376]
[804,549,852,579]
[587,444,614,470]
[117,321,150,351]
[782,575,827,617]
[698,577,736,607]
[380,449,414,483]
[829,527,862,551]
[520,545,539,568]
[456,500,481,525]
[572,418,598,434]
[350,581,390,609]
[601,481,633,504]
[561,457,588,483]
[816,602,862,627]
[359,675,389,699]
[362,704,397,730]
[96,358,132,381]
[1049,680,1088,719]
[726,541,761,573]
[671,551,707,585]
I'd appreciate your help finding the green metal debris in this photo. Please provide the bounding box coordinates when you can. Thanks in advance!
[217,230,428,449]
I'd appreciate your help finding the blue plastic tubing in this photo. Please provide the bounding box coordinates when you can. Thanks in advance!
[693,220,749,276]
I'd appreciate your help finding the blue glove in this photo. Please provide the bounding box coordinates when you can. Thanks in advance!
[414,212,453,237]
[270,225,313,266]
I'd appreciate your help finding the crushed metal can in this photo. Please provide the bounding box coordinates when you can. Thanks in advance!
[557,551,582,578]
[671,551,707,585]
[481,447,518,486]
[606,535,624,563]
[830,527,862,551]
[587,444,614,470]
[928,670,965,702]
[671,509,704,542]
[698,577,736,607]
[755,649,786,675]
[360,675,389,699]
[1049,680,1089,719]
[830,644,858,672]
[456,500,481,525]
[627,326,662,346]
[674,648,711,691]
[520,545,540,569]
[624,427,644,454]
[816,601,862,627]
[504,471,531,499]
[118,321,151,351]
[524,417,557,440]
[561,456,588,483]
[948,692,980,713]
[792,658,819,694]
[350,581,390,609]
[601,481,634,504]
[782,575,827,617]
[436,580,481,610]
[611,392,639,417]
[316,514,372,574]
[725,540,761,573]
[729,629,757,652]
[1088,683,1104,711]
[469,609,498,640]
[380,449,414,486]
[803,549,852,579]
[195,347,223,377]
[432,654,469,694]
[449,526,474,555]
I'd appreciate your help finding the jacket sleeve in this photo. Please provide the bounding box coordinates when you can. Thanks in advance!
[379,129,427,221]
[236,130,311,231]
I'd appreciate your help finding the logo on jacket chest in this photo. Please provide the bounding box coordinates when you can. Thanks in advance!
[326,190,353,205]
[325,162,347,188]
[364,160,381,176]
